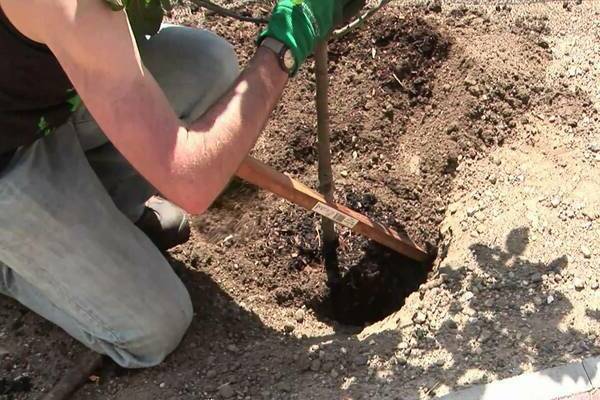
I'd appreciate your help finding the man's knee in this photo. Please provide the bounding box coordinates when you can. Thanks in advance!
[132,297,193,367]
[103,283,194,368]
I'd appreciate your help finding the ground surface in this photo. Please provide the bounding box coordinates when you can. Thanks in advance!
[1,0,600,399]
[559,392,600,400]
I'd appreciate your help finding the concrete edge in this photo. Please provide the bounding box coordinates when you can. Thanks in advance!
[437,356,600,400]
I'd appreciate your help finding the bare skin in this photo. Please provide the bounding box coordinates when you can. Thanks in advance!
[0,0,289,214]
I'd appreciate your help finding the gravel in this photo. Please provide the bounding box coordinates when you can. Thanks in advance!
[218,383,235,399]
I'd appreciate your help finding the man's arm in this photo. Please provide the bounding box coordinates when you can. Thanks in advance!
[1,0,288,214]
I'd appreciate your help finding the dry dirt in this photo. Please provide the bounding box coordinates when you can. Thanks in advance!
[1,0,600,399]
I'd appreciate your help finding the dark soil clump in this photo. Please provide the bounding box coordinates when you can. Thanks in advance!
[0,375,32,397]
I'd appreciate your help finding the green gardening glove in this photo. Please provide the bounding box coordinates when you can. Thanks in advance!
[259,0,365,75]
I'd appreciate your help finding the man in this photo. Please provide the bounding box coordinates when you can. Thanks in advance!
[0,0,363,368]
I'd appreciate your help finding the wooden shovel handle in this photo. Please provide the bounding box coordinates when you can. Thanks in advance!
[236,156,428,262]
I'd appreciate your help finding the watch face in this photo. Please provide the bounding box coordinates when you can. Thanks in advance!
[283,49,295,71]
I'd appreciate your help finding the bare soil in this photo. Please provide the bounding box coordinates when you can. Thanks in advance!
[1,1,599,399]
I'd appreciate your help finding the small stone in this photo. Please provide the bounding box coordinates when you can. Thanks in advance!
[550,197,561,208]
[461,291,474,302]
[581,246,592,259]
[277,381,292,393]
[396,355,408,365]
[294,308,305,323]
[592,281,599,290]
[227,344,239,353]
[321,362,334,373]
[448,203,459,214]
[436,359,446,367]
[354,354,368,366]
[533,296,543,306]
[310,359,321,372]
[283,324,295,333]
[537,39,550,49]
[206,370,217,379]
[446,123,459,134]
[479,330,492,343]
[547,295,555,304]
[530,273,543,283]
[159,382,166,388]
[463,306,476,317]
[340,170,349,178]
[428,0,442,12]
[413,312,427,324]
[488,175,497,184]
[574,278,585,291]
[466,206,478,217]
[464,77,477,87]
[589,143,600,153]
[218,383,235,399]
[297,355,311,371]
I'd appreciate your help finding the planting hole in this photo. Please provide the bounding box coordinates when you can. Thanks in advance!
[317,241,433,326]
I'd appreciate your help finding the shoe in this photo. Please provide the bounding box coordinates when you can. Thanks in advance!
[135,196,191,251]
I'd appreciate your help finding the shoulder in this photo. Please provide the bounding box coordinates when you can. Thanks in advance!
[0,0,124,45]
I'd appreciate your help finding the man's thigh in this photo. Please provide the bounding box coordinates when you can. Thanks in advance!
[0,125,192,367]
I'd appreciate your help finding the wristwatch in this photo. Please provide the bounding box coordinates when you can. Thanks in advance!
[259,37,296,76]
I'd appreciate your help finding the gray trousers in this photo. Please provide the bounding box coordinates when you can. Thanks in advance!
[0,26,239,368]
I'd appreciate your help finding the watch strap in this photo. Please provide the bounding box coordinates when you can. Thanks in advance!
[260,37,294,76]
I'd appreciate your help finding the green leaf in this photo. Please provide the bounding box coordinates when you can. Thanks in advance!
[37,116,53,136]
[67,93,83,112]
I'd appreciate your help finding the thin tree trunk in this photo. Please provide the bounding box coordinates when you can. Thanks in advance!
[314,42,337,246]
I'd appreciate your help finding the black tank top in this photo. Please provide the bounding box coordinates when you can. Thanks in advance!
[0,6,74,155]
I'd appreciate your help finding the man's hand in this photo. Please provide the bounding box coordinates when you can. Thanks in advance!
[259,0,366,74]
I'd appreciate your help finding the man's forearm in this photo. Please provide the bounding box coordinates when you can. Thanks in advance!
[169,47,288,213]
